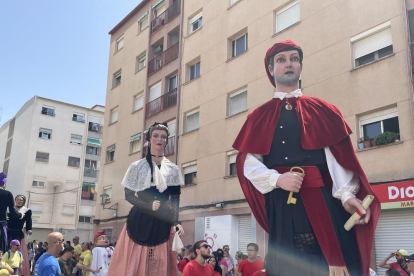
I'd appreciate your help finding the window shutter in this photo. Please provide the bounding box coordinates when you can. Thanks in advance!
[184,165,197,174]
[353,28,392,59]
[150,82,162,101]
[276,2,300,33]
[79,206,93,216]
[237,215,252,254]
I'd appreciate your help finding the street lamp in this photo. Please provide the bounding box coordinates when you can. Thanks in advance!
[100,193,119,217]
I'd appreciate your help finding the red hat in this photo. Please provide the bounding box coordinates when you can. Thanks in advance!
[94,230,105,241]
[264,40,303,87]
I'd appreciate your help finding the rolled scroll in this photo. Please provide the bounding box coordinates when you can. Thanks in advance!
[344,195,375,231]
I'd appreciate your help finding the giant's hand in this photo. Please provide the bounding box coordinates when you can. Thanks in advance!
[175,224,185,237]
[276,172,303,192]
[344,197,371,225]
[152,200,161,211]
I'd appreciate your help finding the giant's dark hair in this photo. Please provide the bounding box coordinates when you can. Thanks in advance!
[145,122,169,182]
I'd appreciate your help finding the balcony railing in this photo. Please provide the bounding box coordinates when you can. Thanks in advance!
[151,0,181,34]
[148,42,179,75]
[81,191,95,200]
[146,88,177,118]
[165,136,175,156]
[84,168,99,178]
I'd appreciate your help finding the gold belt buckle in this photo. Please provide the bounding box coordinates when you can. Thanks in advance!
[287,167,305,205]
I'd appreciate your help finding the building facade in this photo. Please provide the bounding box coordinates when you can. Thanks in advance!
[97,0,414,273]
[0,96,104,242]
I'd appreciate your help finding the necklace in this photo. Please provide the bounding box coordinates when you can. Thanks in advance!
[285,101,293,111]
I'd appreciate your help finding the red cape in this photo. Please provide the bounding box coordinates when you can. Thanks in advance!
[233,96,380,276]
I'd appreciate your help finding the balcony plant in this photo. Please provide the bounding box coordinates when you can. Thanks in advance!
[374,132,399,146]
[363,137,372,148]
[358,138,364,150]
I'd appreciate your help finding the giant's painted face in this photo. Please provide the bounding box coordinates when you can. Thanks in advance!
[95,234,109,246]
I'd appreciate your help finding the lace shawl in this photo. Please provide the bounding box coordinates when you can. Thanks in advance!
[121,157,184,193]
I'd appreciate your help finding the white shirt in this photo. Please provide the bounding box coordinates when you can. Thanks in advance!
[243,90,360,205]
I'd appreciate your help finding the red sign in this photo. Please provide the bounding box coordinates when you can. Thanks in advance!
[371,180,414,209]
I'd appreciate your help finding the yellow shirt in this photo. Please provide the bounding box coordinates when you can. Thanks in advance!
[2,250,23,268]
[0,262,12,276]
[72,244,82,255]
[81,250,92,276]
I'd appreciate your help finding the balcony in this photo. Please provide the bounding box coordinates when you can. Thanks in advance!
[165,136,175,156]
[148,42,179,75]
[146,88,177,118]
[81,191,95,200]
[84,168,99,178]
[151,0,181,34]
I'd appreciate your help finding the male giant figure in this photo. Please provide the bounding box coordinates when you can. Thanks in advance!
[233,40,380,276]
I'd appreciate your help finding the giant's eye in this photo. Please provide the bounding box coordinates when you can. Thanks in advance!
[291,56,299,61]
[276,57,285,63]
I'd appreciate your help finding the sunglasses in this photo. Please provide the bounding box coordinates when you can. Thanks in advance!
[201,244,211,249]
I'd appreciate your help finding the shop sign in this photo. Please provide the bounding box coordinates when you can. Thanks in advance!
[371,180,414,209]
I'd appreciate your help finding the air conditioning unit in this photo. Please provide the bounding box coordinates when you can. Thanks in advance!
[92,124,100,132]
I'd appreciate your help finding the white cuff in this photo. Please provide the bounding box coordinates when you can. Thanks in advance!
[270,172,280,189]
[341,191,357,206]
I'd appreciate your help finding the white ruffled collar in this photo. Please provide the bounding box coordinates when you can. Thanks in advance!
[273,89,302,100]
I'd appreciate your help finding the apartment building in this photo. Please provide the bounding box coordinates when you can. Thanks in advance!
[0,96,104,242]
[98,0,414,273]
[94,0,182,242]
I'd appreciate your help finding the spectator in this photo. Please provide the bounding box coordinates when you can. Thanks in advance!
[208,255,223,276]
[252,255,267,276]
[212,251,227,275]
[386,269,401,276]
[34,232,65,276]
[27,242,34,274]
[3,239,23,275]
[234,251,244,273]
[182,244,191,258]
[237,243,264,276]
[0,249,15,275]
[178,247,195,273]
[71,237,82,276]
[77,243,92,276]
[182,241,215,276]
[406,254,414,276]
[222,245,234,276]
[58,246,99,276]
[379,249,411,276]
[65,242,71,249]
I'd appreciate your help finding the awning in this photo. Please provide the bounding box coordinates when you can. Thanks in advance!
[87,138,101,146]
[39,128,52,134]
[71,134,82,140]
[82,182,96,187]
[105,144,115,152]
[152,0,164,9]
[137,11,149,22]
[129,133,141,143]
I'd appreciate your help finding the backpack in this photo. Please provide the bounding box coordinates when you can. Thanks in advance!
[6,250,22,261]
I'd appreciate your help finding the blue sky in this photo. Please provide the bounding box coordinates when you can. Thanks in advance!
[0,0,142,125]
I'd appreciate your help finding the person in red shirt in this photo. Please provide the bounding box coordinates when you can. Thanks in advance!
[178,247,195,273]
[237,243,264,276]
[379,249,412,276]
[183,240,215,276]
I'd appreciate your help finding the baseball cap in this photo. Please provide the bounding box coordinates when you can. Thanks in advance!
[398,249,409,256]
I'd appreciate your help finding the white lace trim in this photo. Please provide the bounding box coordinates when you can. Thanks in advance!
[121,158,184,193]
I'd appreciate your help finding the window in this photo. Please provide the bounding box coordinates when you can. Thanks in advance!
[137,53,146,72]
[183,162,197,185]
[62,204,75,215]
[150,82,162,102]
[39,128,52,139]
[41,106,55,116]
[79,216,92,223]
[105,144,116,163]
[72,113,85,123]
[113,70,122,88]
[103,228,113,243]
[103,186,112,202]
[134,94,144,111]
[110,108,119,124]
[359,107,399,140]
[189,61,200,81]
[82,183,95,200]
[228,89,247,116]
[36,152,49,163]
[32,178,46,187]
[86,146,99,155]
[185,110,199,133]
[116,35,124,51]
[88,116,102,132]
[30,202,43,213]
[138,12,149,31]
[85,159,98,169]
[68,157,81,167]
[352,22,393,68]
[70,134,82,145]
[232,33,248,58]
[168,75,178,92]
[227,151,238,176]
[189,12,203,34]
[129,133,142,154]
[153,1,166,17]
[275,1,300,33]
